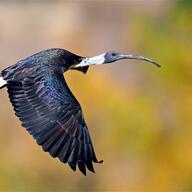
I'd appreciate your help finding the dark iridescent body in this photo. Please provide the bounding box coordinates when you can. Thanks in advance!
[0,48,160,175]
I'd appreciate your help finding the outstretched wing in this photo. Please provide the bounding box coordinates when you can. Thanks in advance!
[6,69,102,175]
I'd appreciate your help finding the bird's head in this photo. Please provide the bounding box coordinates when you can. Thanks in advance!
[103,51,123,63]
[73,51,160,70]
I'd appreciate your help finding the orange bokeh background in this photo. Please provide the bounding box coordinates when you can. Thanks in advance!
[0,1,192,191]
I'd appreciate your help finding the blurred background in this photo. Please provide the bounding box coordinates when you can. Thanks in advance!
[0,0,192,191]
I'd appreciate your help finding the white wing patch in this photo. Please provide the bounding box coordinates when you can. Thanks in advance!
[75,53,105,67]
[0,76,7,88]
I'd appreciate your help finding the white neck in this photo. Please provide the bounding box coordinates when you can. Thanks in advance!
[75,53,105,67]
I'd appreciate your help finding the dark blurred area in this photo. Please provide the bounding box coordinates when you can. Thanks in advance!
[0,0,192,191]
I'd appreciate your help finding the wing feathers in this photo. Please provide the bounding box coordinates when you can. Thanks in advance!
[5,70,102,175]
[49,132,67,158]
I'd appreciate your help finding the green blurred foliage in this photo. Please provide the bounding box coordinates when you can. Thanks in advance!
[0,0,192,191]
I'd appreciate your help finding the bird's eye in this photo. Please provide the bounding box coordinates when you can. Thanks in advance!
[112,53,116,56]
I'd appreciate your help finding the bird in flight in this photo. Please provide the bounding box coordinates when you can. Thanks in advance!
[0,48,160,175]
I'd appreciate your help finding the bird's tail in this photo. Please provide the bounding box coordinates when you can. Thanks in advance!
[0,72,7,89]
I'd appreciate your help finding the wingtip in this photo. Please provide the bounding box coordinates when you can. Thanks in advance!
[81,170,87,176]
[68,162,77,171]
[86,161,95,173]
[93,159,103,164]
[78,161,87,176]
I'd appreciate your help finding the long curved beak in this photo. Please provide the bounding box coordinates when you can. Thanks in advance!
[119,54,160,67]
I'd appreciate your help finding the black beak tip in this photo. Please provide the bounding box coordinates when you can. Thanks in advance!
[154,62,161,68]
[149,59,160,68]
